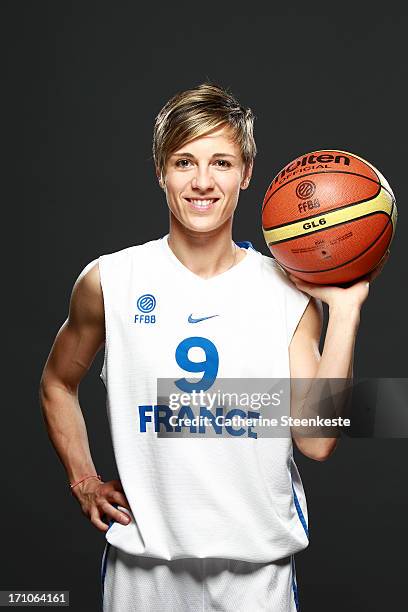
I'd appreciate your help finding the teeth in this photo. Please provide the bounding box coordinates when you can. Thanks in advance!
[189,199,216,206]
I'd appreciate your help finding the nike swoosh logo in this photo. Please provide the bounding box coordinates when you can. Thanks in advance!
[188,314,219,324]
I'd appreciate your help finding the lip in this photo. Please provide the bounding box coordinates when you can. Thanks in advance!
[183,197,220,212]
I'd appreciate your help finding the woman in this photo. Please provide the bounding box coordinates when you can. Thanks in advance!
[40,82,386,611]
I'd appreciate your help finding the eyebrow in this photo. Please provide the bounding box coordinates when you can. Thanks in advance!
[171,152,236,159]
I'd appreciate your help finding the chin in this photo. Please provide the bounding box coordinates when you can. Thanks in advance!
[169,205,232,234]
[183,217,226,234]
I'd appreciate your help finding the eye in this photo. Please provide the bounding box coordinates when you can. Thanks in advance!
[175,159,193,168]
[214,159,232,168]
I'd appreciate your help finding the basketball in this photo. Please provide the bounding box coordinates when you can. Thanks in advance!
[261,150,397,284]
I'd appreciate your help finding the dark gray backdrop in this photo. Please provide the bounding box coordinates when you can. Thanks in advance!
[5,2,408,611]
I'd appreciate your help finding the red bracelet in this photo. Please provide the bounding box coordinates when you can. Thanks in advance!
[70,474,102,490]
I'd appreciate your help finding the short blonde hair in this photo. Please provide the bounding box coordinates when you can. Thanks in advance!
[152,82,257,182]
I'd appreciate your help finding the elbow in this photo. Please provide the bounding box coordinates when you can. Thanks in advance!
[295,438,338,462]
[310,449,333,462]
[312,440,338,462]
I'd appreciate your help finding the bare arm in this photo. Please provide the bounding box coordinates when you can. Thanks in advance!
[39,260,131,530]
[289,297,357,461]
[288,252,388,461]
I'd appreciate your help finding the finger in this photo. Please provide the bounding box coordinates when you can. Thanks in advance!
[90,507,110,532]
[288,276,316,293]
[104,481,132,514]
[108,479,124,492]
[100,500,131,525]
[287,273,305,287]
[288,274,318,289]
[107,490,132,512]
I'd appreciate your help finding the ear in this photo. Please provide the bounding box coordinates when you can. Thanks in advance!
[156,167,164,189]
[240,161,253,190]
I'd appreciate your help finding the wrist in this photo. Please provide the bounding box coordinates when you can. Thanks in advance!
[69,473,102,494]
[328,303,361,324]
[71,476,103,499]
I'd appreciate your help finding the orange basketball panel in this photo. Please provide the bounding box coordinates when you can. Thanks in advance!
[264,150,379,202]
[262,173,380,229]
[269,214,390,272]
[273,220,393,284]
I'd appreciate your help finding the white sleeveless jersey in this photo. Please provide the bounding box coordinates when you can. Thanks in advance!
[98,234,311,563]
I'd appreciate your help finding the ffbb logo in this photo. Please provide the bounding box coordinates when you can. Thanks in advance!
[296,180,316,200]
[298,199,320,213]
[135,293,157,324]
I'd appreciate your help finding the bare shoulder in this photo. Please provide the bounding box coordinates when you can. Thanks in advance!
[69,259,104,327]
[40,259,105,390]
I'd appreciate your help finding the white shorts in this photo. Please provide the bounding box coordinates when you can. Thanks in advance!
[100,543,300,611]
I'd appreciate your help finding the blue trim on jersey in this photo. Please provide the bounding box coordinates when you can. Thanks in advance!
[100,541,111,603]
[291,481,309,538]
[235,240,256,250]
[100,502,119,604]
[291,555,300,611]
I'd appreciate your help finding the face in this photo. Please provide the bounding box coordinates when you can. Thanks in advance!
[158,124,252,234]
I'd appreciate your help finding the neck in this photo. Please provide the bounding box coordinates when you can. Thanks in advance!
[167,215,246,279]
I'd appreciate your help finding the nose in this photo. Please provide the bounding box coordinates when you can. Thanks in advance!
[191,166,215,191]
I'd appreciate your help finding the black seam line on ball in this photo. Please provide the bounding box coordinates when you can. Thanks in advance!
[261,170,394,213]
[268,213,394,274]
[262,186,388,232]
[272,151,383,188]
[269,218,392,274]
[262,170,385,208]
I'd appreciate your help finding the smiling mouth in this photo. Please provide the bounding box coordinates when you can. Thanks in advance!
[184,198,219,211]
